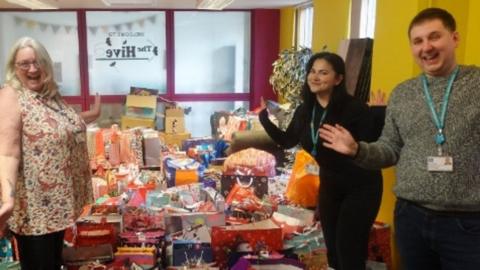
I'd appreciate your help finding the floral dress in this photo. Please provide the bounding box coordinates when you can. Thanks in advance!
[8,89,93,235]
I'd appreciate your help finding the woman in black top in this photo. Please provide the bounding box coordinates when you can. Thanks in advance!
[259,52,382,270]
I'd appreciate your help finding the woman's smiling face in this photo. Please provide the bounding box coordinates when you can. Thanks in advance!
[14,47,45,92]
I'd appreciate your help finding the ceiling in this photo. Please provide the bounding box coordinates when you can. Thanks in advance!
[0,0,307,10]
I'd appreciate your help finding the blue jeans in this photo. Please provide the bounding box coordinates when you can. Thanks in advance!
[394,199,480,270]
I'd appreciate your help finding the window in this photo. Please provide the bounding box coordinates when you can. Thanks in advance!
[178,101,249,137]
[174,11,251,94]
[0,9,274,138]
[86,11,167,95]
[359,0,376,38]
[173,11,251,136]
[0,12,80,96]
[350,0,376,38]
[295,3,314,49]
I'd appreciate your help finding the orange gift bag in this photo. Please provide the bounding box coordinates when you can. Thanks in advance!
[286,149,320,208]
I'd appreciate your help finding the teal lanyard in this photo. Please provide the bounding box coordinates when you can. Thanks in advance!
[421,66,459,152]
[310,105,327,156]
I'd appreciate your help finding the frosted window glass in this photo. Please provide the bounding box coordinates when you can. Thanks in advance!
[0,12,80,96]
[177,101,249,137]
[174,12,251,94]
[86,11,166,95]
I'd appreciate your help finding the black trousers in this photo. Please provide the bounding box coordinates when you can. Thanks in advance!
[13,230,65,270]
[318,171,382,270]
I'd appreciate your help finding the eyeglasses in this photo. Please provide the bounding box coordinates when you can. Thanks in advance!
[15,60,41,71]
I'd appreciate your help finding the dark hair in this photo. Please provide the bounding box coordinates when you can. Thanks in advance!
[301,52,348,118]
[408,8,456,37]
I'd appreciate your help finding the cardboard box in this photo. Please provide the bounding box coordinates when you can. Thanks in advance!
[125,95,157,119]
[121,116,155,130]
[159,132,191,148]
[165,107,185,133]
[130,86,159,96]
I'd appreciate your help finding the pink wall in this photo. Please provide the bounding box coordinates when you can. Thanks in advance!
[250,9,280,110]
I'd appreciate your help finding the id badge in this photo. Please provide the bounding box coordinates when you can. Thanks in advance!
[427,156,453,172]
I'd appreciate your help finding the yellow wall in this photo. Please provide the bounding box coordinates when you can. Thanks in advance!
[279,7,296,51]
[311,0,351,52]
[464,0,480,64]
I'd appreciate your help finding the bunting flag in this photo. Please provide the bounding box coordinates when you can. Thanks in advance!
[101,25,109,34]
[26,20,37,29]
[39,22,47,32]
[51,25,61,34]
[13,16,77,34]
[12,14,160,36]
[147,15,156,24]
[89,26,98,35]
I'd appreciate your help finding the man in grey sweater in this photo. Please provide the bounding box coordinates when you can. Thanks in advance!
[319,7,480,270]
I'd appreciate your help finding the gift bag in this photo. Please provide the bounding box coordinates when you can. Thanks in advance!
[74,219,117,247]
[298,250,329,270]
[143,135,162,167]
[232,257,305,270]
[119,230,164,246]
[182,138,217,152]
[223,148,276,177]
[225,182,266,216]
[286,150,320,208]
[0,238,14,262]
[146,190,171,210]
[211,111,233,139]
[221,174,268,199]
[366,260,388,270]
[172,241,214,266]
[368,222,392,270]
[0,262,20,269]
[271,205,315,235]
[123,206,165,231]
[268,175,289,196]
[211,219,283,269]
[169,224,213,244]
[164,157,203,187]
[63,243,114,266]
[283,225,325,255]
[114,246,157,267]
[164,212,225,235]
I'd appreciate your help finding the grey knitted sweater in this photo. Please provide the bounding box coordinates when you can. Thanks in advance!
[356,65,480,211]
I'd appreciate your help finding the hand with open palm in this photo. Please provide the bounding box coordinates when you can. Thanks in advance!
[319,124,359,157]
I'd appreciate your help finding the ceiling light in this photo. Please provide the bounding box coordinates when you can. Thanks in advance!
[101,0,154,6]
[196,0,234,10]
[6,0,58,9]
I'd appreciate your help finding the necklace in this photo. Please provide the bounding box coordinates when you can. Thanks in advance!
[34,94,86,145]
[36,94,79,127]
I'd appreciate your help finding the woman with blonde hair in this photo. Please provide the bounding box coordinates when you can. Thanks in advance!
[0,36,99,269]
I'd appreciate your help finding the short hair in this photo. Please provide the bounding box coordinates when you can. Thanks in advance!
[5,36,59,98]
[408,7,456,37]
